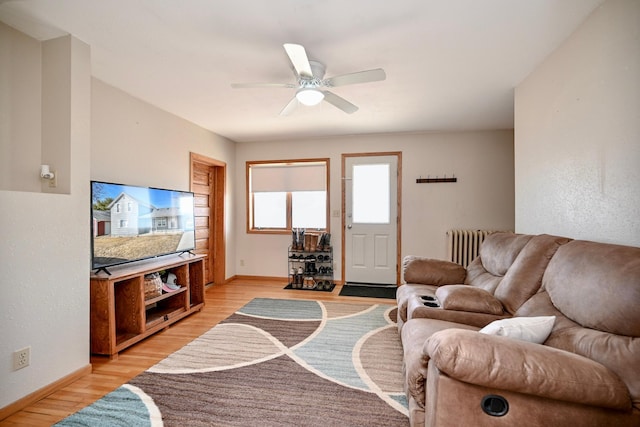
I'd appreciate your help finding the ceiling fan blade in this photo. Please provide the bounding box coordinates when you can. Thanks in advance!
[283,43,313,78]
[322,91,358,114]
[325,68,386,87]
[279,97,299,116]
[231,82,296,89]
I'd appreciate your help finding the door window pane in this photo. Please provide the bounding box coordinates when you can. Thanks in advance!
[353,164,390,224]
[253,192,287,228]
[292,191,326,229]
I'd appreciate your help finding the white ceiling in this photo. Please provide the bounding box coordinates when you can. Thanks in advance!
[1,0,604,142]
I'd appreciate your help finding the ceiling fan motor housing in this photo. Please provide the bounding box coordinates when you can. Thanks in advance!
[297,60,327,88]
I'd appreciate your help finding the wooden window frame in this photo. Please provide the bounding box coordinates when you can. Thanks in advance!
[246,158,330,235]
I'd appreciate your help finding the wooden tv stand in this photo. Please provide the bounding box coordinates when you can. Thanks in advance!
[90,254,206,358]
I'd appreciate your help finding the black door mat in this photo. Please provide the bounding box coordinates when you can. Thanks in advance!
[339,282,397,299]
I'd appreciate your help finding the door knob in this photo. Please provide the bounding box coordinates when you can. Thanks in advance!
[347,224,352,229]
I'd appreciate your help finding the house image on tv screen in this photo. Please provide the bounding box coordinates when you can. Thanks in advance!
[91,183,196,270]
[94,192,193,237]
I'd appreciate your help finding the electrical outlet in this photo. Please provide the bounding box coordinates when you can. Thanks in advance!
[13,347,30,371]
[240,259,245,267]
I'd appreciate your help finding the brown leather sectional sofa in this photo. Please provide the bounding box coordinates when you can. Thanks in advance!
[396,232,640,427]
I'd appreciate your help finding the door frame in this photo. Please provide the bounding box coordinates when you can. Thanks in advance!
[190,152,226,285]
[341,151,402,285]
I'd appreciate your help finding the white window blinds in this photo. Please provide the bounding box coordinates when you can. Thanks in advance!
[250,162,326,192]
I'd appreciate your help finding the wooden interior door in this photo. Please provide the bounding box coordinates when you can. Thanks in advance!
[190,153,226,285]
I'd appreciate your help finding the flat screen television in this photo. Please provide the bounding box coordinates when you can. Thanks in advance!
[91,180,196,274]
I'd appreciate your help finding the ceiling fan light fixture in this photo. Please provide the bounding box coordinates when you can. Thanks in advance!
[296,88,324,106]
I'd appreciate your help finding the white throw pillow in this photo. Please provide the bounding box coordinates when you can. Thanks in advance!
[479,316,556,344]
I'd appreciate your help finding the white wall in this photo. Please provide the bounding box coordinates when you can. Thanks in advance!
[235,130,514,280]
[0,23,42,192]
[515,0,640,246]
[91,79,237,280]
[0,32,91,408]
[1,28,237,410]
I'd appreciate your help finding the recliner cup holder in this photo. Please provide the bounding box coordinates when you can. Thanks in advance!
[481,395,509,417]
[423,301,439,307]
[420,295,436,301]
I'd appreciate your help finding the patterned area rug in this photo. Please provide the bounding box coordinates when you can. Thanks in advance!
[56,298,408,426]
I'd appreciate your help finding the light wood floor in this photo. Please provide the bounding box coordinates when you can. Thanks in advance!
[0,278,396,426]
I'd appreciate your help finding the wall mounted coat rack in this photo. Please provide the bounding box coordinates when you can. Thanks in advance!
[416,175,457,183]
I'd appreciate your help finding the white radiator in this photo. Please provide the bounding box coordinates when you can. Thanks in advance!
[447,229,495,267]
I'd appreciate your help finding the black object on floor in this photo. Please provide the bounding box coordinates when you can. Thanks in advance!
[284,283,335,292]
[339,282,397,299]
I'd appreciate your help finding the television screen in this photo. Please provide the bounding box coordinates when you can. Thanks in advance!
[91,180,196,273]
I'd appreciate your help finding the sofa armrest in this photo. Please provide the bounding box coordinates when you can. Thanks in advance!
[425,329,631,410]
[435,285,504,315]
[403,256,466,286]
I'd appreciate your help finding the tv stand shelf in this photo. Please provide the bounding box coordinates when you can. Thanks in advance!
[90,254,206,358]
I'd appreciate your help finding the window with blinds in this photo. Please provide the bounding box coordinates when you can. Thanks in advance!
[247,159,330,233]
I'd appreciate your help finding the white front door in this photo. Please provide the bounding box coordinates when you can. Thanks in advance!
[344,154,399,285]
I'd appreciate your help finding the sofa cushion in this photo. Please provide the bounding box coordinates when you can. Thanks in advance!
[426,329,632,410]
[518,291,640,410]
[403,256,466,286]
[435,285,503,315]
[544,240,640,337]
[493,234,571,314]
[462,232,534,294]
[479,233,532,276]
[463,257,503,292]
[479,316,555,344]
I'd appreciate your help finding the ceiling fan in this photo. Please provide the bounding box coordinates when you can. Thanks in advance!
[231,43,386,115]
